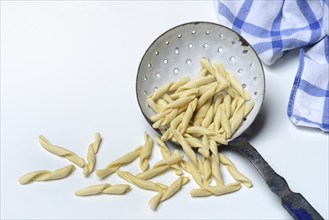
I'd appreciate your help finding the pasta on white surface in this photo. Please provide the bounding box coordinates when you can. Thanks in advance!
[116,170,166,192]
[39,135,85,167]
[19,165,76,185]
[83,132,102,176]
[96,146,142,179]
[139,132,154,171]
[149,176,189,211]
[75,183,131,196]
[190,182,241,197]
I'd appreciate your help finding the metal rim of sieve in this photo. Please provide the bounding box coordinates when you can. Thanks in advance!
[136,21,265,141]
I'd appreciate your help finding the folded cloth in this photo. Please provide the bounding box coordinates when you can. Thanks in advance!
[215,0,329,132]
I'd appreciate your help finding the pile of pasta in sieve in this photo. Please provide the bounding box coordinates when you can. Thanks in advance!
[19,58,254,211]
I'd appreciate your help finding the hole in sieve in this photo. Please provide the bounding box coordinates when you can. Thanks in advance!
[242,84,246,88]
[186,59,192,65]
[206,30,210,35]
[238,69,244,74]
[165,41,169,45]
[173,68,179,74]
[144,77,147,81]
[144,90,148,95]
[243,117,247,121]
[174,48,179,55]
[219,33,224,38]
[177,34,182,38]
[232,40,237,45]
[243,49,248,54]
[192,30,196,35]
[163,59,168,64]
[230,56,235,62]
[254,76,257,81]
[250,63,254,68]
[218,47,223,53]
[155,51,159,55]
[156,72,161,78]
[203,43,209,48]
[254,91,258,95]
[147,63,152,68]
[154,87,158,91]
[188,43,193,48]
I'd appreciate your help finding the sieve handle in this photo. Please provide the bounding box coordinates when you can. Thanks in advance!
[229,137,323,220]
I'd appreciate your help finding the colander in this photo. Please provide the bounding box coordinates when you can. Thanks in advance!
[136,21,323,220]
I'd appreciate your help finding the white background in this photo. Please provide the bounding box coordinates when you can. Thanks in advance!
[1,1,328,219]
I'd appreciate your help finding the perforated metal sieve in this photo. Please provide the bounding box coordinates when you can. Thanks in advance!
[136,22,264,140]
[136,22,323,220]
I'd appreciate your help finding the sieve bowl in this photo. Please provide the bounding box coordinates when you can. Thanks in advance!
[136,22,323,220]
[136,22,264,140]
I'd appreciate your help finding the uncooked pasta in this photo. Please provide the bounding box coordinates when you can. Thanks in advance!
[39,135,85,167]
[83,132,101,176]
[75,183,131,196]
[139,132,154,171]
[19,165,76,185]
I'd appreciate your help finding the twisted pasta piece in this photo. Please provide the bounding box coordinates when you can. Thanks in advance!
[116,170,166,192]
[177,75,215,92]
[168,76,190,92]
[75,183,131,196]
[137,151,184,180]
[136,166,169,180]
[149,82,174,101]
[139,132,154,171]
[151,109,172,122]
[154,136,182,175]
[179,160,203,187]
[196,86,216,109]
[19,165,76,185]
[96,146,142,179]
[202,157,212,186]
[219,153,252,187]
[201,104,214,128]
[164,96,195,110]
[170,112,185,129]
[229,108,244,137]
[213,106,222,131]
[149,176,189,211]
[39,135,85,167]
[185,126,216,137]
[156,108,179,128]
[223,95,231,118]
[193,99,212,126]
[211,154,223,186]
[219,104,232,138]
[244,100,255,117]
[147,97,160,114]
[171,128,197,167]
[171,88,199,100]
[178,98,198,133]
[209,139,219,163]
[83,132,102,176]
[190,182,241,197]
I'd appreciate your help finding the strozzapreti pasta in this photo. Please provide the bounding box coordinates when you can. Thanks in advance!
[139,132,154,171]
[20,58,254,212]
[39,135,85,167]
[75,183,131,196]
[149,176,189,211]
[96,146,142,179]
[146,58,254,200]
[83,132,102,176]
[19,165,76,185]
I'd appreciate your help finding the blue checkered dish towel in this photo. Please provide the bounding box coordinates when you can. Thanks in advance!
[215,0,329,132]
